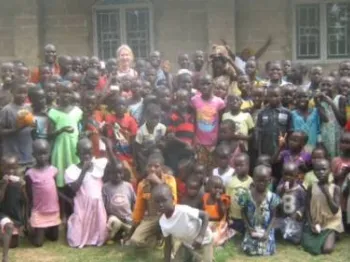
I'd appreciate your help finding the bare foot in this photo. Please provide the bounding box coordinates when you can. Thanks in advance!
[2,255,9,262]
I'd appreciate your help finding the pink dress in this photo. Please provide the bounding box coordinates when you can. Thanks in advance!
[64,158,108,248]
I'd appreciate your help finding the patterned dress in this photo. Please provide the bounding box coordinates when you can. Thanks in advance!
[238,189,280,256]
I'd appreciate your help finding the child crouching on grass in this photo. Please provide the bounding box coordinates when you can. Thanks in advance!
[153,184,214,262]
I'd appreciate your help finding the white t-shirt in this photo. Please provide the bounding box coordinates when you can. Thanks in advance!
[159,205,212,247]
[135,123,167,145]
[235,56,246,73]
[212,167,235,187]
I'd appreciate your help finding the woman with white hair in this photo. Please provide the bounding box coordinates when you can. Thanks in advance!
[116,44,138,78]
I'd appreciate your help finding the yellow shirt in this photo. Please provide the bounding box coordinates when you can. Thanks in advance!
[226,175,253,219]
[303,171,334,190]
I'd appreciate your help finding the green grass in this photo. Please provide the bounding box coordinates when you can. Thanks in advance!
[6,235,350,262]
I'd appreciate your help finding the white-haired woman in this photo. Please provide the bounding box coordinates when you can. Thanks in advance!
[116,44,138,78]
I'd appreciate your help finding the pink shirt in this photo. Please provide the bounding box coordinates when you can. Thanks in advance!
[191,95,225,146]
[26,166,60,213]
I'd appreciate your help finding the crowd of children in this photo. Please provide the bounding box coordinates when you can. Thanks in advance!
[0,42,350,262]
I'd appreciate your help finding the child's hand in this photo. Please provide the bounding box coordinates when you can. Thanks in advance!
[61,126,74,133]
[192,235,203,249]
[100,136,112,149]
[82,161,93,172]
[278,132,287,148]
[146,173,161,184]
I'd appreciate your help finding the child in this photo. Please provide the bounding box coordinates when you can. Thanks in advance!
[0,62,15,111]
[48,82,83,189]
[0,83,34,166]
[134,104,166,175]
[153,183,213,262]
[226,153,253,235]
[203,176,233,246]
[25,139,60,247]
[303,147,333,189]
[307,66,323,95]
[0,155,26,262]
[222,95,254,151]
[15,65,30,85]
[181,175,204,210]
[251,87,264,122]
[276,163,306,244]
[282,60,291,80]
[156,87,172,121]
[102,138,135,242]
[28,87,49,140]
[237,74,254,113]
[266,61,290,87]
[212,143,235,187]
[213,79,229,100]
[80,91,104,158]
[128,153,177,248]
[37,64,52,89]
[43,82,57,108]
[72,56,82,73]
[128,79,144,124]
[292,86,327,152]
[65,138,108,248]
[256,86,292,156]
[339,60,350,77]
[281,84,296,109]
[302,159,343,255]
[178,53,190,70]
[245,59,265,87]
[238,165,280,256]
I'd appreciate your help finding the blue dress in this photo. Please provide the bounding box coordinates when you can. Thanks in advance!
[238,189,280,256]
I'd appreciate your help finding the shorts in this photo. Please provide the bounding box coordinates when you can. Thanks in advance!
[0,217,19,235]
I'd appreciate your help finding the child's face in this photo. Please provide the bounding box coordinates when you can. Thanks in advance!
[15,66,30,84]
[254,172,270,193]
[32,89,46,109]
[320,77,334,97]
[86,70,100,88]
[340,133,350,153]
[83,95,97,114]
[150,51,161,68]
[210,180,224,198]
[2,158,18,177]
[153,190,174,215]
[295,89,309,109]
[238,75,250,94]
[187,181,201,197]
[339,77,350,96]
[59,86,74,106]
[106,59,117,74]
[245,61,257,76]
[311,149,326,167]
[213,81,228,99]
[146,112,161,129]
[267,88,281,107]
[145,69,157,84]
[313,160,330,184]
[72,57,82,73]
[176,92,189,110]
[178,54,190,69]
[135,60,146,74]
[310,67,323,84]
[45,83,57,104]
[158,89,171,108]
[78,143,93,163]
[339,62,350,77]
[268,63,283,81]
[281,86,294,106]
[33,142,50,167]
[178,74,193,92]
[114,99,127,117]
[200,76,213,97]
[283,60,291,75]
[193,165,206,182]
[60,56,73,74]
[216,150,230,169]
[234,156,249,177]
[227,95,242,112]
[252,88,264,108]
[288,133,303,151]
[39,67,51,83]
[111,163,124,184]
[89,57,100,70]
[1,63,15,84]
[146,159,163,177]
[13,85,27,105]
[193,51,204,69]
[283,164,298,183]
[219,123,234,141]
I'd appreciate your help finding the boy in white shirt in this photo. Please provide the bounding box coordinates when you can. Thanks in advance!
[152,184,213,262]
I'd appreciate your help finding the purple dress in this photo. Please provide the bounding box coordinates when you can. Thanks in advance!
[64,158,108,248]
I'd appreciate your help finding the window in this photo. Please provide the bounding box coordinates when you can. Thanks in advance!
[295,2,350,61]
[93,1,153,61]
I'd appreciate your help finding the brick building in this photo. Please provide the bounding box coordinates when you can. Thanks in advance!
[0,0,349,72]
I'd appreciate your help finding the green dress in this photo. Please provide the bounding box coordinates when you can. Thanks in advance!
[48,106,83,187]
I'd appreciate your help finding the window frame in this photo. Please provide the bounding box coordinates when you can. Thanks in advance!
[92,0,154,60]
[292,0,350,63]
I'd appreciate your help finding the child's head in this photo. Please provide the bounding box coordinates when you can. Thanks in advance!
[106,58,117,75]
[256,154,272,167]
[149,51,162,69]
[339,60,350,77]
[282,162,299,184]
[253,165,271,193]
[212,56,227,76]
[15,65,30,84]
[146,152,165,178]
[199,74,213,99]
[152,184,175,216]
[294,86,309,110]
[234,153,250,178]
[175,88,190,111]
[114,97,127,117]
[309,66,323,85]
[282,60,292,76]
[50,74,61,84]
[145,104,161,129]
[156,87,171,110]
[219,119,236,141]
[72,56,82,73]
[65,71,82,91]
[281,84,295,107]
[311,147,328,167]
[120,75,134,91]
[130,79,142,98]
[28,86,46,111]
[193,50,205,71]
[251,87,264,109]
[266,86,281,107]
[32,139,50,168]
[227,94,242,113]
[58,81,74,107]
[144,67,157,86]
[85,68,100,90]
[339,132,350,155]
[77,137,93,163]
[58,55,72,76]
[141,80,152,97]
[339,77,350,97]
[105,161,124,185]
[288,63,307,84]
[193,163,207,183]
[288,131,308,153]
[12,83,28,105]
[1,154,19,177]
[215,143,231,170]
[245,60,257,78]
[89,56,100,70]
[83,91,98,115]
[177,53,190,69]
[268,61,283,82]
[320,76,335,98]
[186,175,202,198]
[208,176,224,198]
[237,74,251,96]
[1,62,15,85]
[177,72,193,92]
[213,79,229,99]
[313,159,331,184]
[80,56,89,72]
[135,59,147,75]
[72,91,81,106]
[39,64,52,84]
[44,82,57,105]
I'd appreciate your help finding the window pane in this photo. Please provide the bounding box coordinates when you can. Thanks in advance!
[327,3,350,59]
[296,4,321,59]
[125,8,151,59]
[96,10,121,61]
